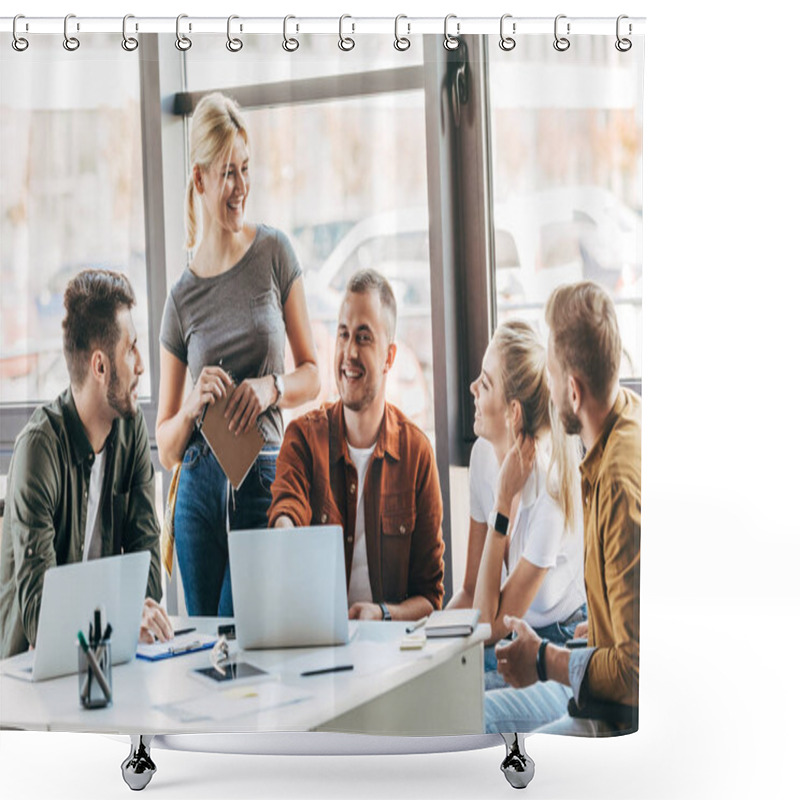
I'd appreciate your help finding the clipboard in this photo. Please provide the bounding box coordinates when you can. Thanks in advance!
[136,633,217,662]
[198,383,266,490]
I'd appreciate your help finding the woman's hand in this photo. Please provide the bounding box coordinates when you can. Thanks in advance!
[184,366,232,422]
[496,434,536,512]
[225,376,276,435]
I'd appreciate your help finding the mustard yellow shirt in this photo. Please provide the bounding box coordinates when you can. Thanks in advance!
[569,388,641,711]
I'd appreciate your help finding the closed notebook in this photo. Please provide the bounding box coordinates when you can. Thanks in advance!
[199,383,265,491]
[424,609,480,638]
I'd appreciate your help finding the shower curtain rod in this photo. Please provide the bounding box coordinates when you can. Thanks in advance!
[1,15,645,37]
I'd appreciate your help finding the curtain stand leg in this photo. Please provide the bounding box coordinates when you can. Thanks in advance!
[121,734,157,791]
[500,732,535,789]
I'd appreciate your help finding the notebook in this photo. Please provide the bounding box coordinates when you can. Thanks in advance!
[199,382,265,490]
[424,609,481,638]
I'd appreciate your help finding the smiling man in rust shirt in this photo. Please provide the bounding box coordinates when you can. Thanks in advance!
[485,281,640,736]
[268,269,444,621]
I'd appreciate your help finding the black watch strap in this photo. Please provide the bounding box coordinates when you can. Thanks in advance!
[488,509,510,536]
[536,638,550,683]
[379,601,392,621]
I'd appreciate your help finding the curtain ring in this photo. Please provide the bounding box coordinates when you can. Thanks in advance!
[282,15,299,52]
[121,14,139,52]
[338,14,355,51]
[226,15,243,52]
[443,14,460,51]
[615,15,632,52]
[63,14,80,51]
[394,14,411,51]
[553,14,570,52]
[175,14,192,51]
[12,15,29,52]
[499,14,516,51]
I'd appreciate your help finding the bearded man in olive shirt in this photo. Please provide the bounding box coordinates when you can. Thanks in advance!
[0,270,172,658]
[485,281,641,736]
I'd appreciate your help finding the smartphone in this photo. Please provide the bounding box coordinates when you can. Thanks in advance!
[565,638,588,649]
[192,661,269,685]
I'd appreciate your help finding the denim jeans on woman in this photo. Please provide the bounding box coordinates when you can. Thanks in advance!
[173,434,277,617]
[483,603,587,691]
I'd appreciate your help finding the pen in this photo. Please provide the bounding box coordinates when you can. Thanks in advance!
[77,631,112,701]
[169,641,202,655]
[172,627,196,637]
[405,615,429,634]
[300,664,354,678]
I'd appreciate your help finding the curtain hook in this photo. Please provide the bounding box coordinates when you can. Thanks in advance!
[553,14,570,52]
[282,15,299,52]
[63,13,80,51]
[394,14,411,51]
[615,15,632,52]
[443,14,460,51]
[12,14,29,52]
[121,14,139,52]
[338,14,355,51]
[499,14,516,51]
[226,15,243,52]
[175,14,192,51]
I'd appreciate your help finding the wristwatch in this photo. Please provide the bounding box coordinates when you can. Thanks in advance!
[271,373,285,405]
[379,601,392,621]
[488,509,510,536]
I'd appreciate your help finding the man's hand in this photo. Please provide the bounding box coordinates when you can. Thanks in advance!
[573,620,589,639]
[272,514,295,529]
[495,614,541,689]
[348,602,383,621]
[138,597,174,644]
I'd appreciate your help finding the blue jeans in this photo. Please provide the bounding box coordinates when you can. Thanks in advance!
[173,435,277,617]
[484,682,613,736]
[483,604,587,691]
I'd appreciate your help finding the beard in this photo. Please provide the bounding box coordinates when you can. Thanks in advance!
[107,360,137,420]
[556,385,582,436]
[339,376,379,413]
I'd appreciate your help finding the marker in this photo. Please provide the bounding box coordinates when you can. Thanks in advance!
[405,616,429,634]
[172,627,196,637]
[300,664,354,678]
[77,631,112,701]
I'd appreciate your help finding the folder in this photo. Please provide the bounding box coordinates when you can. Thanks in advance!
[198,383,265,490]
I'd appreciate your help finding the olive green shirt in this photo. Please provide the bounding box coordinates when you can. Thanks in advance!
[568,388,641,718]
[0,388,162,658]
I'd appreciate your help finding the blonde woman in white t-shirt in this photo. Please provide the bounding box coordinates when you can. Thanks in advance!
[447,321,586,688]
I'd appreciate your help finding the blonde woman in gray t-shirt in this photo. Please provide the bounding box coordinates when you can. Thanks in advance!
[156,93,319,617]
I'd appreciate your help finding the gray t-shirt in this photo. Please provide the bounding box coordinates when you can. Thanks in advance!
[160,224,301,446]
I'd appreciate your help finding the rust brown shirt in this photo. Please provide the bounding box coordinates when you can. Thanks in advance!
[569,388,641,711]
[267,401,445,610]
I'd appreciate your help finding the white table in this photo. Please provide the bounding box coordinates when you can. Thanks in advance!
[1,619,489,737]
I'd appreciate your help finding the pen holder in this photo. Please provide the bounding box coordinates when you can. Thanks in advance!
[78,641,113,709]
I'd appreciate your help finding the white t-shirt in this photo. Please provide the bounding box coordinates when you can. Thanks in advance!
[83,448,106,562]
[469,436,585,629]
[346,441,377,606]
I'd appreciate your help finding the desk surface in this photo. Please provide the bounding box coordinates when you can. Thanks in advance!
[1,619,489,736]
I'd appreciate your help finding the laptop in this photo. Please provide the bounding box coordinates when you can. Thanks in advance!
[229,526,351,649]
[2,551,150,682]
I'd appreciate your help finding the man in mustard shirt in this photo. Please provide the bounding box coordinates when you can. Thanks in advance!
[484,281,641,736]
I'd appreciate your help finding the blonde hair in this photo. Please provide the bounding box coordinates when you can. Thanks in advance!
[492,320,580,532]
[184,92,249,250]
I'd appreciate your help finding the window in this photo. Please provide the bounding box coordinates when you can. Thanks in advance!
[0,35,150,408]
[489,35,643,377]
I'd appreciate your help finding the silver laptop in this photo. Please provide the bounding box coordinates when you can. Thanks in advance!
[229,526,351,649]
[2,551,150,681]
